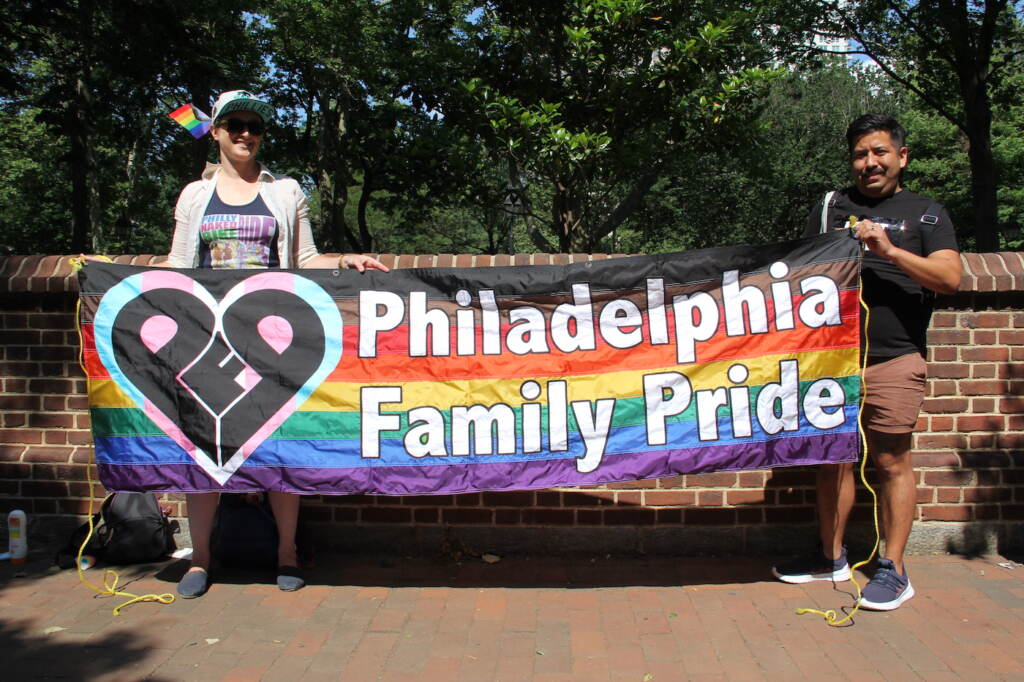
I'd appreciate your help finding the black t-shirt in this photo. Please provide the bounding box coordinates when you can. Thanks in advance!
[803,188,959,358]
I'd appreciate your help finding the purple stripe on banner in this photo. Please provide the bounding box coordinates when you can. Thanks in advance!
[98,432,857,495]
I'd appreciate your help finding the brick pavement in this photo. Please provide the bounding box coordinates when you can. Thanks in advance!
[2,552,1023,681]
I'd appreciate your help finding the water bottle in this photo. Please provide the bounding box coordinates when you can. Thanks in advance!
[7,509,27,564]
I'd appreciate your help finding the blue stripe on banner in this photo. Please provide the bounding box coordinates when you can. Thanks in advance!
[95,405,858,469]
[95,431,859,495]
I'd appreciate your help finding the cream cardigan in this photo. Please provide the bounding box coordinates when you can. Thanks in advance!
[166,163,320,268]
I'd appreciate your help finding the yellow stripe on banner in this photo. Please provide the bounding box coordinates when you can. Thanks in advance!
[301,347,860,412]
[86,347,859,412]
[89,379,137,409]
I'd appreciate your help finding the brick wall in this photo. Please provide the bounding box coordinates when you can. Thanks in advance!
[1,253,1022,558]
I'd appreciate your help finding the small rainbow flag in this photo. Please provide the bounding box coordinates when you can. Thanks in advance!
[168,104,212,138]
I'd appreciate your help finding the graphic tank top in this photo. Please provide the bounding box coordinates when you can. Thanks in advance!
[199,189,280,269]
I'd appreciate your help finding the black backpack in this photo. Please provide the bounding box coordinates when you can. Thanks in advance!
[56,492,176,568]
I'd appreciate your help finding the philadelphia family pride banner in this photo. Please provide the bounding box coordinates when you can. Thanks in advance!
[79,231,862,495]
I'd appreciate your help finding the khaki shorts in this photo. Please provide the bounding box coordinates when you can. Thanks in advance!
[861,353,927,434]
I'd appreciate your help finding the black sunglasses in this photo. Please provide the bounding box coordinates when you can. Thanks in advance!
[219,118,265,136]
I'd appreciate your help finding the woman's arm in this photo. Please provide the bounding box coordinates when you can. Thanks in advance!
[290,181,389,271]
[292,187,321,268]
[164,183,200,268]
[301,253,390,272]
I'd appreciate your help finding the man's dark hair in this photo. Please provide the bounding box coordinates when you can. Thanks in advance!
[846,113,907,154]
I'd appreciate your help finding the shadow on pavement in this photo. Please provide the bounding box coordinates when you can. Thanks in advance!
[2,616,175,681]
[154,552,790,591]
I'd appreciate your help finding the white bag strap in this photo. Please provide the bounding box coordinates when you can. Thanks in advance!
[820,191,836,234]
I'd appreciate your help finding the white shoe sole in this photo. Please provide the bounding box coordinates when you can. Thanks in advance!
[858,582,916,611]
[772,565,852,584]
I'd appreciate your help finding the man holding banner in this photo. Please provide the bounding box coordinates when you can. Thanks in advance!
[772,114,961,610]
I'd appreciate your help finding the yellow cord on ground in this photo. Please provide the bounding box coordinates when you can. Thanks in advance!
[795,264,881,626]
[71,257,176,616]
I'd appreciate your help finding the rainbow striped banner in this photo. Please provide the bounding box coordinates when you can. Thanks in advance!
[78,232,861,495]
[168,104,212,138]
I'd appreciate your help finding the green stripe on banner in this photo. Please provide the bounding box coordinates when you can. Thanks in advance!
[90,407,163,437]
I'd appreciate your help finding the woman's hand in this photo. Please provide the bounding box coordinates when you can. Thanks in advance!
[339,254,390,273]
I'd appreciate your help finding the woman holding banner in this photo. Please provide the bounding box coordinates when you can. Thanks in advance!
[164,90,388,598]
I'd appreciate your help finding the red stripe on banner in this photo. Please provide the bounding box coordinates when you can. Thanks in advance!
[80,325,108,378]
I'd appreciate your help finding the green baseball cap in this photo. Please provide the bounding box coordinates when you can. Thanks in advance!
[211,90,275,124]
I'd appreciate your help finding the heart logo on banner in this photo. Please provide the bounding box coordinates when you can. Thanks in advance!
[93,270,343,485]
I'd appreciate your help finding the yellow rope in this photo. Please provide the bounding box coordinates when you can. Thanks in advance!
[70,257,176,616]
[795,261,881,626]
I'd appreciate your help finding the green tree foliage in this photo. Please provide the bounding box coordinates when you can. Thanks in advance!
[616,63,900,253]
[899,48,1024,249]
[618,56,1024,254]
[2,1,1022,256]
[259,0,479,252]
[801,0,1024,250]
[991,58,1024,245]
[453,0,782,252]
[3,0,264,254]
[0,108,72,253]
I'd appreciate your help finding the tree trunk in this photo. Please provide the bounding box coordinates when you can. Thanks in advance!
[964,109,999,252]
[356,166,374,253]
[334,168,360,251]
[594,167,662,246]
[313,96,362,252]
[118,121,150,249]
[314,98,339,251]
[315,165,356,254]
[68,122,90,253]
[69,77,96,253]
[552,180,578,252]
[68,1,97,253]
[951,1,1000,253]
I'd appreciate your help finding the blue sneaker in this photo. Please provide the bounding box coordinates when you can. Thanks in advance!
[772,546,851,584]
[858,558,915,610]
